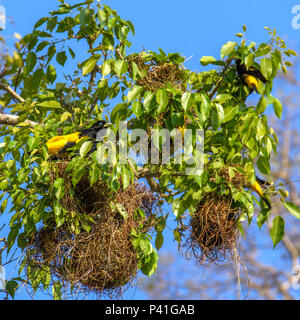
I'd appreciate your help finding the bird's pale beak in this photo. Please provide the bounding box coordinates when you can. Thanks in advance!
[103,123,113,128]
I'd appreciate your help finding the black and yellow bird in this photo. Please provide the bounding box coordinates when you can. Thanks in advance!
[248,176,272,209]
[46,120,111,160]
[236,59,269,94]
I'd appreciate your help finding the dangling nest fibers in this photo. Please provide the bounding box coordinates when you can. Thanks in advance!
[185,166,245,265]
[127,53,186,92]
[186,193,240,265]
[25,161,158,298]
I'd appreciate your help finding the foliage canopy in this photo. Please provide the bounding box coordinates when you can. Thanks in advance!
[0,0,298,299]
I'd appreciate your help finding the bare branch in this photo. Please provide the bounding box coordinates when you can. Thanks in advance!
[0,113,38,126]
[0,83,25,103]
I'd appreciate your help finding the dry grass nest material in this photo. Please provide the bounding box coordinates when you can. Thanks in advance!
[185,166,244,265]
[25,161,158,298]
[127,53,185,92]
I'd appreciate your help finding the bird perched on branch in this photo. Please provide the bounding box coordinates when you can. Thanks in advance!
[248,176,272,209]
[46,120,112,160]
[236,59,268,94]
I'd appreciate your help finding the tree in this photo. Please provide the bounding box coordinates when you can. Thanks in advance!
[140,65,300,300]
[0,1,298,299]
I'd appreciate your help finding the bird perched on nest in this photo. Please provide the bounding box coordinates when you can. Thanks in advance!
[248,176,272,209]
[236,59,269,94]
[46,120,112,161]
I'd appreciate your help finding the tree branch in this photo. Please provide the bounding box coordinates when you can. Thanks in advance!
[0,113,38,126]
[0,83,25,103]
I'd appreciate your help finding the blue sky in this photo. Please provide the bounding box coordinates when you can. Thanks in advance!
[0,0,300,300]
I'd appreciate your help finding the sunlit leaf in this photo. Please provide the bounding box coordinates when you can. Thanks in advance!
[270,216,284,248]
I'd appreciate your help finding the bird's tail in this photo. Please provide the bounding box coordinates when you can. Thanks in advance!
[251,83,259,94]
[262,196,272,210]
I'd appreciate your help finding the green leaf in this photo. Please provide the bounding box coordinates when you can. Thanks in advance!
[118,25,129,41]
[47,45,56,64]
[101,60,111,77]
[80,141,93,158]
[89,163,99,185]
[34,17,48,29]
[260,58,273,80]
[214,93,233,104]
[30,68,43,90]
[5,280,18,299]
[0,198,7,214]
[46,65,57,84]
[79,8,93,26]
[128,85,143,102]
[155,232,164,250]
[200,56,225,66]
[82,55,100,76]
[172,199,185,218]
[256,211,269,228]
[181,91,193,111]
[52,281,62,300]
[215,103,224,123]
[26,52,37,73]
[211,103,224,130]
[223,106,238,123]
[257,96,268,114]
[273,98,283,119]
[38,100,61,109]
[56,51,67,66]
[257,156,270,175]
[132,101,144,119]
[173,230,181,243]
[47,16,57,32]
[127,20,135,35]
[140,245,159,277]
[283,201,300,219]
[53,202,64,228]
[220,41,237,59]
[68,47,75,59]
[116,203,128,219]
[270,216,284,248]
[200,56,216,66]
[245,53,254,69]
[36,41,49,52]
[60,111,72,122]
[111,103,129,124]
[114,60,128,78]
[156,88,169,113]
[200,93,211,122]
[143,91,154,112]
[53,178,64,200]
[7,224,20,251]
[122,166,130,190]
[97,9,107,27]
[255,43,272,57]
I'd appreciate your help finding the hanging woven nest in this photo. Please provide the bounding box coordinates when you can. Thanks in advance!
[185,193,240,264]
[24,160,158,298]
[127,52,186,92]
[184,166,245,264]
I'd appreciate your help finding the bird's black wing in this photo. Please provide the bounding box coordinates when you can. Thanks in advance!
[256,176,271,186]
